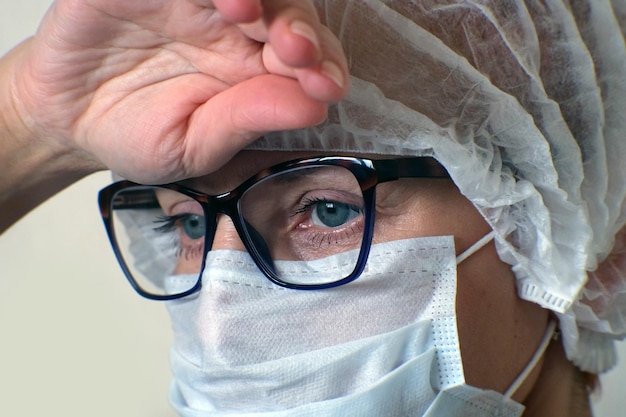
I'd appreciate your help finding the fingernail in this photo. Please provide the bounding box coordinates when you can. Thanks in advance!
[290,20,320,51]
[321,60,345,89]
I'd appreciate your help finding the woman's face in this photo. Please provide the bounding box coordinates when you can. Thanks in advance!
[179,149,550,403]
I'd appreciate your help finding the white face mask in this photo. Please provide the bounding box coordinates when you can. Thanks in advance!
[165,234,553,416]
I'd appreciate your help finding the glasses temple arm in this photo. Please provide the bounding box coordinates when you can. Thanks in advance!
[373,157,450,182]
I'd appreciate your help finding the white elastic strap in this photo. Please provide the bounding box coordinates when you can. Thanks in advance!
[503,320,558,398]
[455,230,496,265]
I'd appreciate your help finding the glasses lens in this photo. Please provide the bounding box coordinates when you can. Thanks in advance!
[239,165,366,286]
[110,186,205,297]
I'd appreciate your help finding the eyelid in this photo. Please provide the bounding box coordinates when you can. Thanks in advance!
[169,200,203,216]
[297,189,364,207]
[156,191,203,216]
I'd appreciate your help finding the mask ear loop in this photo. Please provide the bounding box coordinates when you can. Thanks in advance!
[456,230,496,265]
[455,230,559,398]
[456,230,556,398]
[503,320,558,398]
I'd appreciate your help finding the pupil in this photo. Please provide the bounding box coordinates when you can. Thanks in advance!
[316,202,350,227]
[182,215,205,240]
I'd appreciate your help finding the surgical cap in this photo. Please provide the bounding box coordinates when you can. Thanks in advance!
[248,0,626,373]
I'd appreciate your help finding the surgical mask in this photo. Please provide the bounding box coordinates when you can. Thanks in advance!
[165,233,554,416]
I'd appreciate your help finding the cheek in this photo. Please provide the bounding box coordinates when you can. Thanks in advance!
[375,179,550,401]
[373,180,490,244]
[456,244,549,401]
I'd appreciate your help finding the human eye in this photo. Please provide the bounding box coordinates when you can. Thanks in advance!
[294,197,362,229]
[154,213,205,241]
[288,190,365,250]
[239,165,367,262]
[153,213,206,261]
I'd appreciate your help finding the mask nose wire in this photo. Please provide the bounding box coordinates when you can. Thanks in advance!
[455,230,496,265]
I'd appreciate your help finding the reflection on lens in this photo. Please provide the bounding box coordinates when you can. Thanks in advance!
[110,186,204,297]
[239,165,365,285]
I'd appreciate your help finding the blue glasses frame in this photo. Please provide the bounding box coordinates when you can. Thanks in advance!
[99,156,450,300]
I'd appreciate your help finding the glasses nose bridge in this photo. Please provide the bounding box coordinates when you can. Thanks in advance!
[211,190,242,222]
[203,192,247,249]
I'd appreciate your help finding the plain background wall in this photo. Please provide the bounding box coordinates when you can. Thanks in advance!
[0,1,624,416]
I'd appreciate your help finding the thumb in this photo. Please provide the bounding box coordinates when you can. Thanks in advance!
[182,74,328,177]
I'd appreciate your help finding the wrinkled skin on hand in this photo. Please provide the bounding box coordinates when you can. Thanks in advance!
[10,0,348,183]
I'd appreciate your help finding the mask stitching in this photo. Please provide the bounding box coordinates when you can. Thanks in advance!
[211,279,289,292]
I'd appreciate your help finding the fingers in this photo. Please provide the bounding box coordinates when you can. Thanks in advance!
[262,0,349,101]
[263,0,323,67]
[211,0,263,23]
[182,74,329,178]
[216,0,349,103]
[263,25,349,102]
[40,0,348,185]
[233,0,322,66]
[89,73,328,183]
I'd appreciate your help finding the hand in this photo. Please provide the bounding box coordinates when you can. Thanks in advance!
[10,0,349,183]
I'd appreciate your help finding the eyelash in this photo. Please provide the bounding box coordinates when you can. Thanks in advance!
[291,197,328,216]
[292,197,363,218]
[288,197,364,247]
[153,215,204,260]
[153,214,183,233]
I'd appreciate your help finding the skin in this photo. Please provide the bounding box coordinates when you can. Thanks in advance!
[179,150,556,408]
[0,1,592,414]
[0,0,349,233]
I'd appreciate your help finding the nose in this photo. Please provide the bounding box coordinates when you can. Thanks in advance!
[210,214,247,251]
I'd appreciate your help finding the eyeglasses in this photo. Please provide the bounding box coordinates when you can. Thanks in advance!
[98,156,450,300]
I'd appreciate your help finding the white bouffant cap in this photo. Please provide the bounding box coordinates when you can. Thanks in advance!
[250,0,626,373]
